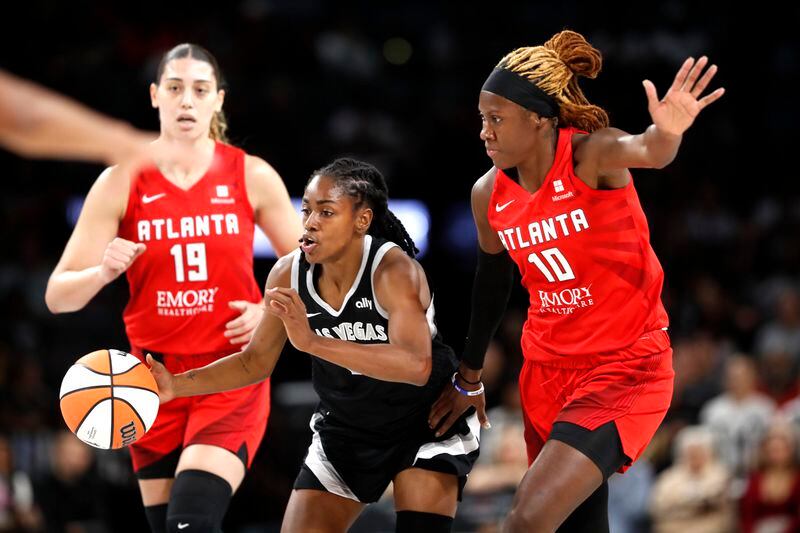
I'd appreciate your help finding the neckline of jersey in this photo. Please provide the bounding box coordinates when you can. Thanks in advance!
[306,235,372,317]
[153,141,221,194]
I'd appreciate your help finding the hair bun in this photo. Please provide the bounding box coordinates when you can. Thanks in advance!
[544,30,602,80]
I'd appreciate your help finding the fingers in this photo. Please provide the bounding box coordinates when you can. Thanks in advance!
[145,353,161,370]
[642,79,659,108]
[435,411,461,438]
[477,405,491,430]
[670,57,694,93]
[691,63,718,98]
[228,300,248,312]
[268,299,288,315]
[680,56,708,92]
[698,87,725,110]
[428,391,454,429]
[228,332,254,345]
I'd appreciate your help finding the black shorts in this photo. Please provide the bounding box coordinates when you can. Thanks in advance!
[294,410,480,503]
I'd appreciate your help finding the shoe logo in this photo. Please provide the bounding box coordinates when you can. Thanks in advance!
[177,524,190,530]
[142,193,166,204]
[495,199,515,212]
[306,312,322,318]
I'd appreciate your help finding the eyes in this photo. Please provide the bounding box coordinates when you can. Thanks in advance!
[301,207,334,217]
[165,84,212,97]
[479,113,502,125]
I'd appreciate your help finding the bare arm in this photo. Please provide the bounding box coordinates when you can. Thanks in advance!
[267,248,434,386]
[574,56,725,186]
[45,166,137,313]
[156,255,293,400]
[245,155,303,257]
[0,69,158,164]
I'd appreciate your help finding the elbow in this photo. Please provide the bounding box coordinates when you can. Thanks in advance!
[411,355,432,387]
[44,288,67,314]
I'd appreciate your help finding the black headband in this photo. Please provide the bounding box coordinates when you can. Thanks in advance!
[481,68,559,118]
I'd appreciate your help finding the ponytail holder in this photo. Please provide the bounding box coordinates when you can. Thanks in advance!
[451,372,484,397]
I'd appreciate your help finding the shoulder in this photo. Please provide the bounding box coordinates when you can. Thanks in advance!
[471,166,497,199]
[572,127,634,168]
[244,154,282,184]
[89,164,132,215]
[266,249,299,289]
[373,247,422,293]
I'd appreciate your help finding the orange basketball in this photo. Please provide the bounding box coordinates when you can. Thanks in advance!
[59,349,160,449]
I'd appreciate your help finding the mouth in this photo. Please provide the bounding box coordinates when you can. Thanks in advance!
[299,235,318,255]
[486,146,498,157]
[177,115,197,127]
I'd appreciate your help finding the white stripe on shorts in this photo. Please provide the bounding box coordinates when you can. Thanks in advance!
[413,412,481,462]
[303,413,361,502]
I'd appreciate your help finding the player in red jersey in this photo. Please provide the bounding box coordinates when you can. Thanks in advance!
[428,30,724,532]
[45,44,302,533]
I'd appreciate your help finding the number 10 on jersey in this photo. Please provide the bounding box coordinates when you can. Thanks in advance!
[170,243,208,282]
[528,247,575,282]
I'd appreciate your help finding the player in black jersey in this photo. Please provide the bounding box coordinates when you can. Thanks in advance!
[148,157,480,532]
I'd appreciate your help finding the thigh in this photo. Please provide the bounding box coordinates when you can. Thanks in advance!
[281,489,364,533]
[506,439,603,532]
[393,467,459,517]
[176,444,246,493]
[185,381,270,469]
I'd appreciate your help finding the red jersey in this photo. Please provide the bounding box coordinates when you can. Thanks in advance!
[118,142,262,354]
[487,127,669,366]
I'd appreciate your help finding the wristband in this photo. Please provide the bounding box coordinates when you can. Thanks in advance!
[451,372,484,397]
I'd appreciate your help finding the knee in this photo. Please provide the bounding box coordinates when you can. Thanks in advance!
[166,470,232,533]
[504,505,553,533]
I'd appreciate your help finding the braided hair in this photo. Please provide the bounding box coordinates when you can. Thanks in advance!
[497,30,609,132]
[309,157,418,258]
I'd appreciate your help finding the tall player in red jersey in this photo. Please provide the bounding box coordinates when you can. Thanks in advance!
[428,30,724,532]
[45,44,302,533]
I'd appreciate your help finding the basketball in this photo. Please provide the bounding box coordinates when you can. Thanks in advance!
[59,349,160,450]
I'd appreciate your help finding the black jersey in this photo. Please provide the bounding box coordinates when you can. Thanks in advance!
[290,235,458,440]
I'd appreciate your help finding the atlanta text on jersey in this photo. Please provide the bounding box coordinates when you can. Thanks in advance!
[137,214,240,242]
[496,208,589,251]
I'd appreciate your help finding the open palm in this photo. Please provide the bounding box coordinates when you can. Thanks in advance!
[644,56,725,136]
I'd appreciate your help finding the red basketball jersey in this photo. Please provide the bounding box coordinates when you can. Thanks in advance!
[487,127,669,366]
[118,142,262,354]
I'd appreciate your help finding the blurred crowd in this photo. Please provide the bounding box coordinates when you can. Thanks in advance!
[1,1,798,532]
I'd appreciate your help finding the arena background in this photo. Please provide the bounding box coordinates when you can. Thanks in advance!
[1,1,798,531]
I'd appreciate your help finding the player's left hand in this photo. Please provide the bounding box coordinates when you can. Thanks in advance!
[225,300,265,345]
[644,56,725,136]
[266,287,314,352]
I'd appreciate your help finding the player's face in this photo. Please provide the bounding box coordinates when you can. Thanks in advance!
[300,175,372,264]
[479,91,539,169]
[150,58,225,140]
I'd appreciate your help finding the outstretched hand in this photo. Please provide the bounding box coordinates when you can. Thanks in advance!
[643,56,725,136]
[145,353,174,404]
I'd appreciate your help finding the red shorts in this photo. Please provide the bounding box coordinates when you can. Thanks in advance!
[128,346,270,475]
[519,332,673,473]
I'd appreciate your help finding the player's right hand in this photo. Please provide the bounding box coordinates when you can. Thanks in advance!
[428,369,490,437]
[99,238,146,283]
[145,353,174,404]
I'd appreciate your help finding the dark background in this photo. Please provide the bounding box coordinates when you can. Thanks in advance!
[0,1,797,531]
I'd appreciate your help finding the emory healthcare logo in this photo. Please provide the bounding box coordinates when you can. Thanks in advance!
[538,284,594,315]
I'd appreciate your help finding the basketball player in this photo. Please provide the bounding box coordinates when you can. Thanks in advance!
[148,158,481,533]
[0,68,178,167]
[427,30,725,532]
[45,44,302,533]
